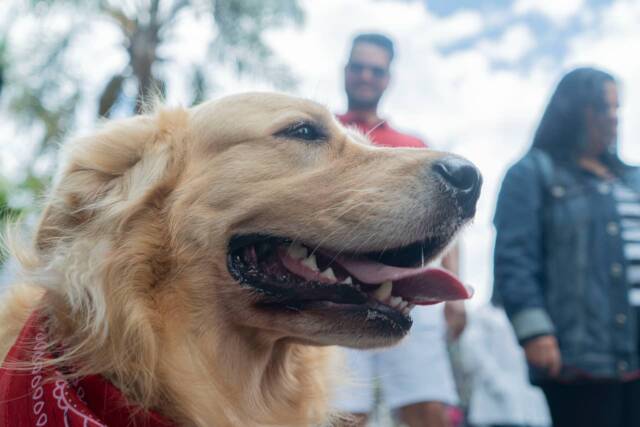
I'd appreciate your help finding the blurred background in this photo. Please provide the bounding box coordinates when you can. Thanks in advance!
[1,0,640,305]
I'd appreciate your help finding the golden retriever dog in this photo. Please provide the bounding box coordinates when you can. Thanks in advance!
[0,93,480,426]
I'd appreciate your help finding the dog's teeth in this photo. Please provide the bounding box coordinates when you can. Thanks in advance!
[389,296,402,308]
[402,306,411,316]
[287,243,308,260]
[320,267,337,281]
[340,276,353,285]
[398,299,408,311]
[373,281,393,301]
[301,254,319,271]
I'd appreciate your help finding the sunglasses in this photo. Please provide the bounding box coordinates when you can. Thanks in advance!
[346,62,388,79]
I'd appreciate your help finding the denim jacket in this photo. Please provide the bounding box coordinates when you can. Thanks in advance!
[494,149,640,382]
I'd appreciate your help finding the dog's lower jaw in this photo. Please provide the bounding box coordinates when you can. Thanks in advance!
[155,326,338,427]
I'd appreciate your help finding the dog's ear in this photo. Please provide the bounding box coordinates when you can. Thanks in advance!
[35,109,187,252]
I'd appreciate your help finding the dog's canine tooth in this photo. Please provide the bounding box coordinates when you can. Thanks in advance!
[398,299,408,311]
[287,243,308,260]
[320,267,337,281]
[373,281,393,301]
[389,296,402,308]
[340,276,353,285]
[301,254,319,271]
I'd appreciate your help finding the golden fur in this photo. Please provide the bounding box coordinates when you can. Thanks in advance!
[0,93,473,426]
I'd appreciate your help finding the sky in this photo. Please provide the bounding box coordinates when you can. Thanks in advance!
[3,0,640,305]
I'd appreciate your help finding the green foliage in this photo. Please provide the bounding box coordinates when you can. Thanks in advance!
[0,180,24,265]
[0,38,5,96]
[1,0,305,211]
[0,184,17,223]
[212,0,303,87]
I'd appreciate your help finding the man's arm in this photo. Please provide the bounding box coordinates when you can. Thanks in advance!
[442,245,465,341]
[441,245,458,273]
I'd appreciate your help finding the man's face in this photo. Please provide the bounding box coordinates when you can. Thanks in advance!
[344,42,391,110]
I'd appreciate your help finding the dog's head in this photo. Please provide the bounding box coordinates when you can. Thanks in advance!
[33,92,480,354]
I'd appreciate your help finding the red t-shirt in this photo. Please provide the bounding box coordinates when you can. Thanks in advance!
[337,112,426,148]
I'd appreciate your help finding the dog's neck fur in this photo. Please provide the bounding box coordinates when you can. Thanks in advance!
[155,324,336,426]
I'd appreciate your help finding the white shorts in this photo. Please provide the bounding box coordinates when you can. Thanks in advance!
[333,304,458,413]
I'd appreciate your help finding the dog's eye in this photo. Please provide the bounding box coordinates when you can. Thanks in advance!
[276,122,326,142]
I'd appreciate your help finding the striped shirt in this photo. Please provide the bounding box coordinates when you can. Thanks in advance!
[614,181,640,306]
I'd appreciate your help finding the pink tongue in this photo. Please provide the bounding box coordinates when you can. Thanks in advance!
[334,255,472,305]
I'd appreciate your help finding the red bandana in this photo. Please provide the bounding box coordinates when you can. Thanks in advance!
[0,313,175,427]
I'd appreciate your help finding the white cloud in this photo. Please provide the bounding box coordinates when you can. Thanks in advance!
[476,24,536,63]
[426,10,485,47]
[513,0,585,26]
[600,0,640,30]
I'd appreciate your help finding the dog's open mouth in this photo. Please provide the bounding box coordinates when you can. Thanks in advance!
[227,234,472,326]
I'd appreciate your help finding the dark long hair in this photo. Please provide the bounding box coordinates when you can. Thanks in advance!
[531,67,622,172]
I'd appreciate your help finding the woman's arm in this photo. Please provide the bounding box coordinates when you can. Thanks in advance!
[493,156,555,343]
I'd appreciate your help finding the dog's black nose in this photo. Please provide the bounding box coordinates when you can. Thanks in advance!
[432,156,482,215]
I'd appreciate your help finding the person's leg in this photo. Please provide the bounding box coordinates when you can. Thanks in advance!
[541,381,622,427]
[332,348,375,426]
[539,383,567,427]
[380,305,457,427]
[621,378,640,427]
[397,401,450,427]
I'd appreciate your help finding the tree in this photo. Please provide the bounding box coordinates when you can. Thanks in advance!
[0,0,304,193]
[0,39,5,97]
[0,180,23,265]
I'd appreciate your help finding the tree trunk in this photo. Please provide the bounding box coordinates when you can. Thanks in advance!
[130,0,161,113]
[129,23,160,113]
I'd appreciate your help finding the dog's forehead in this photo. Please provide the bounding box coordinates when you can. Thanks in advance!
[189,93,338,146]
[195,93,331,123]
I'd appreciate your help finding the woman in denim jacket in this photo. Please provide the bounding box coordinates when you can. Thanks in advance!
[494,67,640,427]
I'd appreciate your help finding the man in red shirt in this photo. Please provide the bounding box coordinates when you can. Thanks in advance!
[334,33,463,427]
[337,34,423,149]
